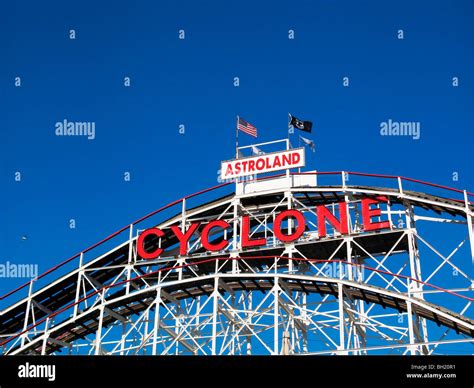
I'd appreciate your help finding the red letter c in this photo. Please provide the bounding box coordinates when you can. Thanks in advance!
[201,220,231,251]
[137,228,164,260]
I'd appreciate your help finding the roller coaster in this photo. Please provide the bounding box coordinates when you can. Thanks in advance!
[1,140,473,355]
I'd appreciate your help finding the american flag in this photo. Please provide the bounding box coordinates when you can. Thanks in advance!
[237,117,257,138]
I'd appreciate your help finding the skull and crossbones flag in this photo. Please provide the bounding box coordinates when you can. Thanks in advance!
[289,114,312,133]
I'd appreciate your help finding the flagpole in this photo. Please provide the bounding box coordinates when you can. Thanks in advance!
[287,113,291,149]
[298,135,301,173]
[236,115,239,159]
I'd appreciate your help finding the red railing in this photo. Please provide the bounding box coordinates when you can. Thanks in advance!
[0,181,231,301]
[1,171,472,303]
[1,255,472,350]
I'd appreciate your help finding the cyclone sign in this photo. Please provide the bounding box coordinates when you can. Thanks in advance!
[137,196,390,260]
[221,148,305,180]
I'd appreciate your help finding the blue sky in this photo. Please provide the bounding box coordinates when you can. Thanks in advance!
[0,0,473,337]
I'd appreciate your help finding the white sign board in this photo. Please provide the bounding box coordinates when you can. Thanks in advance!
[221,148,305,180]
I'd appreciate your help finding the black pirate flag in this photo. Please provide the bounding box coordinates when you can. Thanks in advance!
[289,114,313,133]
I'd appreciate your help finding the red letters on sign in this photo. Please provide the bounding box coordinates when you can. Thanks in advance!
[137,198,391,259]
[241,215,267,248]
[170,223,200,255]
[317,202,349,238]
[201,220,231,252]
[137,228,164,260]
[273,209,306,242]
[361,197,390,231]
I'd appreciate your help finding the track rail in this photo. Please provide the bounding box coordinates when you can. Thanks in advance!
[1,171,473,355]
[2,171,472,303]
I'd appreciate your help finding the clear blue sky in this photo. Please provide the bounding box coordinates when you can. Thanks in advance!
[0,0,473,313]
